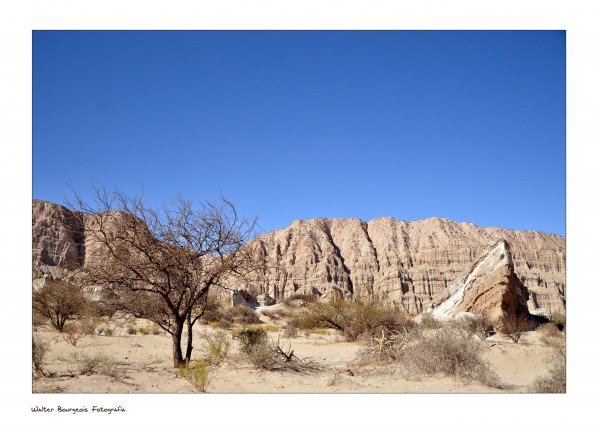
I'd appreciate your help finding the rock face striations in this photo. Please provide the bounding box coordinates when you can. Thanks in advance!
[428,240,531,330]
[32,199,85,279]
[246,217,565,316]
[32,200,566,316]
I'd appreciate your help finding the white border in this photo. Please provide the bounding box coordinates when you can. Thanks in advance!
[2,1,599,425]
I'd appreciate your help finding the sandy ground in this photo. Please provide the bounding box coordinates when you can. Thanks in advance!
[32,317,562,394]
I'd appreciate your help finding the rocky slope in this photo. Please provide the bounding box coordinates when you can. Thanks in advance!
[32,199,85,278]
[32,200,566,316]
[246,217,565,316]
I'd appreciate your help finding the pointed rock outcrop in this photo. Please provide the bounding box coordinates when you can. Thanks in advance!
[428,240,530,331]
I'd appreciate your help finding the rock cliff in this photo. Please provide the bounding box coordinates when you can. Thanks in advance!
[32,200,566,316]
[244,217,565,316]
[428,240,531,330]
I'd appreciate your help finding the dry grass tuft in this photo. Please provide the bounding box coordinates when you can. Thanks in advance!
[530,343,566,393]
[178,361,210,393]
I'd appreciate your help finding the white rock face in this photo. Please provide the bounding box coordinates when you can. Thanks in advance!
[432,240,513,319]
[428,240,531,329]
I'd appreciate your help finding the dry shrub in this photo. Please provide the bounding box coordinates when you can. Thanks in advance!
[282,294,318,307]
[64,351,127,381]
[354,328,417,366]
[402,326,500,388]
[137,324,160,335]
[550,313,566,332]
[200,330,232,365]
[236,328,320,372]
[203,305,261,327]
[417,312,443,329]
[504,314,534,343]
[229,305,261,324]
[32,336,50,377]
[290,299,411,341]
[537,322,564,341]
[178,361,210,393]
[530,344,566,393]
[283,324,298,338]
[455,315,492,341]
[63,319,97,346]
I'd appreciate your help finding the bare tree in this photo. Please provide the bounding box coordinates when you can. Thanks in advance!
[70,186,257,367]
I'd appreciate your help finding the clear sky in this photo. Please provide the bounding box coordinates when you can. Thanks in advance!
[33,30,566,236]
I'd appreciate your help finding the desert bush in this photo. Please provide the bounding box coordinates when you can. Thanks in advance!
[178,361,210,393]
[127,326,137,335]
[283,294,318,307]
[228,305,261,325]
[455,315,492,341]
[32,279,88,332]
[504,314,534,343]
[327,368,342,387]
[64,351,125,380]
[237,327,268,353]
[530,344,566,393]
[353,327,428,367]
[104,328,115,337]
[236,328,319,371]
[201,330,232,365]
[63,319,98,346]
[137,324,160,335]
[550,312,566,332]
[245,338,278,370]
[32,336,50,377]
[418,312,443,329]
[402,326,501,388]
[262,324,281,332]
[290,299,411,341]
[283,324,298,338]
[537,322,564,340]
[209,320,232,329]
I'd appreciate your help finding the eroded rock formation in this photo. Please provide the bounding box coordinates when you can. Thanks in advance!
[32,200,566,315]
[428,240,530,330]
[243,217,565,316]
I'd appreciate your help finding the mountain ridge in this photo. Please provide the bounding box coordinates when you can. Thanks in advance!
[32,199,566,315]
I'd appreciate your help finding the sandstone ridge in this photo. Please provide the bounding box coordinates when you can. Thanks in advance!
[32,200,566,316]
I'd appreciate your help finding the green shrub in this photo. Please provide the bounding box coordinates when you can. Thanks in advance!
[237,327,268,353]
[137,324,160,335]
[178,361,210,393]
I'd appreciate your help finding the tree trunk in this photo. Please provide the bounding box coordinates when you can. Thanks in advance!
[184,314,194,363]
[172,319,185,368]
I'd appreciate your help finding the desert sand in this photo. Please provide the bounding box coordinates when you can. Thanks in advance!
[32,317,561,394]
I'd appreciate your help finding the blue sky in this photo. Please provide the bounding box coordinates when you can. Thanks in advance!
[33,31,566,236]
